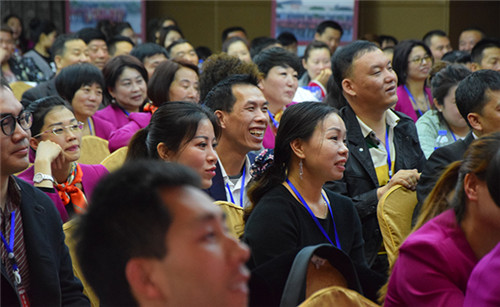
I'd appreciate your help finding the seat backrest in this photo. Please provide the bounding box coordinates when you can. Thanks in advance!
[214,200,245,239]
[280,244,362,307]
[299,286,380,307]
[10,81,33,101]
[78,135,110,165]
[100,146,128,172]
[377,184,418,267]
[63,219,99,307]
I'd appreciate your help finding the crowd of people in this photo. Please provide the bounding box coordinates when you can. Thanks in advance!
[1,12,500,306]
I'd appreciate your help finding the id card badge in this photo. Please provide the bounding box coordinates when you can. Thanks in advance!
[18,288,30,307]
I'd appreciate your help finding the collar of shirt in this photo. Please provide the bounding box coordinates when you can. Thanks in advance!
[356,109,400,140]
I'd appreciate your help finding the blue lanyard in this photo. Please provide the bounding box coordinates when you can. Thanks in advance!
[267,110,279,129]
[225,165,246,208]
[87,118,93,135]
[117,105,130,117]
[385,129,392,178]
[0,210,21,286]
[404,85,429,117]
[286,179,342,250]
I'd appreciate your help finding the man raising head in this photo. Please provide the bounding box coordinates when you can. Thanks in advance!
[75,160,250,307]
[423,30,452,61]
[204,74,268,208]
[314,20,343,54]
[470,38,500,72]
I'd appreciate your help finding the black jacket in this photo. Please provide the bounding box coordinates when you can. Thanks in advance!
[1,178,89,307]
[325,104,425,266]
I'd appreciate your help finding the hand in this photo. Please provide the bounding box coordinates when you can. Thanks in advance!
[377,169,420,198]
[312,68,332,88]
[34,140,64,169]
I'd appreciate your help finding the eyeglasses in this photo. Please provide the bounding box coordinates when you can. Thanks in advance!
[0,111,33,136]
[33,122,84,138]
[409,54,432,65]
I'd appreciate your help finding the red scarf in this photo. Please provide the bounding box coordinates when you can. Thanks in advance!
[55,163,87,214]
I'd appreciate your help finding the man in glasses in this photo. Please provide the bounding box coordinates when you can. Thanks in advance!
[0,77,89,306]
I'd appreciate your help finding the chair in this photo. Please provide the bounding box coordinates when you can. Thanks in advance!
[9,81,33,101]
[100,146,128,172]
[299,286,380,307]
[63,219,99,307]
[377,184,418,268]
[78,135,110,165]
[280,244,362,307]
[214,200,245,239]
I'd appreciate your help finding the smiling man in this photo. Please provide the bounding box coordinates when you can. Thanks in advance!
[75,160,250,307]
[325,41,425,275]
[204,74,268,209]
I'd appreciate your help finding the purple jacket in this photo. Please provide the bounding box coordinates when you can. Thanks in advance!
[16,164,109,222]
[107,112,151,152]
[94,104,150,130]
[385,209,478,307]
[92,115,115,140]
[395,85,433,122]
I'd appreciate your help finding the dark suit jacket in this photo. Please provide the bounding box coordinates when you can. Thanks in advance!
[414,131,475,220]
[20,78,58,108]
[325,104,426,266]
[1,178,89,307]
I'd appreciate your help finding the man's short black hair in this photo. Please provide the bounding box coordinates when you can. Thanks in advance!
[422,29,448,47]
[277,32,298,47]
[130,42,168,63]
[74,160,201,306]
[471,38,500,64]
[222,26,247,42]
[76,27,107,45]
[50,33,81,61]
[456,69,500,128]
[203,74,259,113]
[315,20,343,36]
[107,35,135,56]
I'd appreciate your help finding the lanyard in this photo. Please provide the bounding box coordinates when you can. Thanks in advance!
[385,129,393,178]
[286,179,342,250]
[267,110,279,129]
[118,105,130,117]
[404,85,429,117]
[87,118,93,136]
[225,165,246,208]
[0,211,22,287]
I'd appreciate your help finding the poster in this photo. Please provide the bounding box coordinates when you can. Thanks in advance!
[272,0,358,45]
[66,0,145,42]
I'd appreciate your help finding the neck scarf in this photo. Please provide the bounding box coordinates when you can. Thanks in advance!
[55,163,87,214]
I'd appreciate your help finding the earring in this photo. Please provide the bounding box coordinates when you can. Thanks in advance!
[299,159,303,180]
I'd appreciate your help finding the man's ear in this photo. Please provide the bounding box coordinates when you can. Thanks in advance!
[467,113,483,132]
[54,55,62,71]
[258,78,265,91]
[29,137,39,152]
[342,78,356,97]
[314,32,320,41]
[290,138,306,160]
[125,258,165,303]
[157,142,171,161]
[214,110,227,129]
[470,62,480,72]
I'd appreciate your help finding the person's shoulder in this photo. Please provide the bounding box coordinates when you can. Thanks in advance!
[401,210,456,251]
[80,163,109,175]
[14,176,54,207]
[391,109,415,124]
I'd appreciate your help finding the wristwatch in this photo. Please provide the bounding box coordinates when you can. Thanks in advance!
[33,173,55,184]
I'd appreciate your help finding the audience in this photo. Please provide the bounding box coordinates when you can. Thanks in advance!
[470,38,500,72]
[158,25,183,49]
[21,33,89,106]
[253,47,301,149]
[76,27,109,70]
[3,14,29,55]
[325,41,425,275]
[74,161,250,306]
[386,132,500,306]
[129,42,168,78]
[277,31,298,55]
[393,40,434,121]
[423,29,453,61]
[55,63,114,139]
[107,35,135,57]
[204,74,268,208]
[222,37,252,63]
[1,76,89,307]
[299,40,332,100]
[166,39,199,66]
[314,20,343,54]
[249,37,281,59]
[17,96,108,222]
[222,26,248,43]
[244,102,385,301]
[127,101,219,189]
[23,18,57,81]
[458,27,485,53]
[416,64,471,158]
[416,69,500,215]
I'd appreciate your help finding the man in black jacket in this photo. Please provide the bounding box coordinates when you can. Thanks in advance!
[0,77,89,306]
[325,41,425,274]
[416,69,500,215]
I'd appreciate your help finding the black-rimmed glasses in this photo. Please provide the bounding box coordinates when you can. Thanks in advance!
[0,110,33,136]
